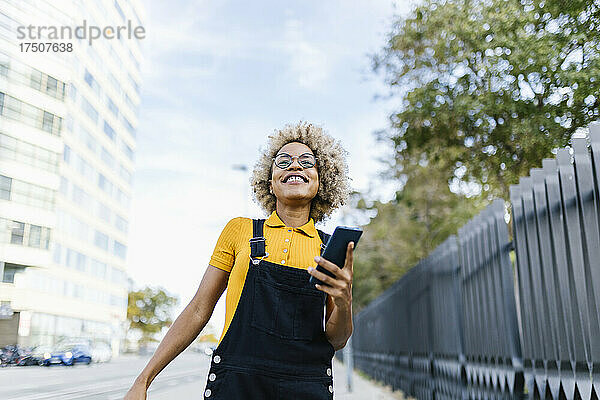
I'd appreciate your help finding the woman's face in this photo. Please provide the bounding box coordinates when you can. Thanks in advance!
[270,142,319,207]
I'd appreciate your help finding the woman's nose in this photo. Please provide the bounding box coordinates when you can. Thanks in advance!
[287,159,303,169]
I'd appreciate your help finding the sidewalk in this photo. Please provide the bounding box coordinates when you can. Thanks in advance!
[332,358,408,400]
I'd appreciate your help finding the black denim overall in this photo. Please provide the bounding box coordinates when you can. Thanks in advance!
[203,219,335,399]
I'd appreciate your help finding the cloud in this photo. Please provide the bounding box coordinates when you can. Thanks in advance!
[279,17,331,90]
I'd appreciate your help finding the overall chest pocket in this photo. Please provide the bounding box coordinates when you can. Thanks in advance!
[251,276,325,341]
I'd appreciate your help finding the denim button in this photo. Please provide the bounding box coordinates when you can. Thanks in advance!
[283,249,288,253]
[281,260,286,264]
[327,368,332,376]
[205,388,212,397]
[288,229,292,232]
[285,238,289,242]
[328,385,333,393]
[213,355,220,364]
[209,373,216,381]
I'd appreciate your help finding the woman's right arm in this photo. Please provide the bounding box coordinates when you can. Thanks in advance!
[124,265,229,399]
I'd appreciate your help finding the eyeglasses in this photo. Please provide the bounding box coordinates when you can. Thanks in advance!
[273,152,317,169]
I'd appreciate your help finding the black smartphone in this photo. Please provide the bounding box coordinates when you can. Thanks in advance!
[309,226,363,286]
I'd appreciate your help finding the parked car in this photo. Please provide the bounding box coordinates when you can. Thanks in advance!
[1,345,23,366]
[90,342,112,363]
[15,346,42,366]
[41,343,92,366]
[19,345,53,366]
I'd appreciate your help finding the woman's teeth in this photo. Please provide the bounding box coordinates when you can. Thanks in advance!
[286,176,304,183]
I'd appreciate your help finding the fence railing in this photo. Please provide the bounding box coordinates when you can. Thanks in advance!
[349,122,600,400]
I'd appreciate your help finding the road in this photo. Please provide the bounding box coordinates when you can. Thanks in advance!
[0,350,207,400]
[0,349,406,399]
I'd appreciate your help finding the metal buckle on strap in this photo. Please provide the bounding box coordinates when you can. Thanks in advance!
[249,236,267,265]
[249,252,269,265]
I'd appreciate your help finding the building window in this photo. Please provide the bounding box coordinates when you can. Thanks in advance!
[98,173,107,192]
[121,116,135,138]
[90,259,107,279]
[30,70,42,90]
[42,111,55,133]
[10,221,24,245]
[1,218,51,249]
[28,68,66,100]
[113,240,127,259]
[29,224,41,247]
[2,265,19,283]
[101,147,115,169]
[106,97,118,117]
[98,202,111,223]
[120,139,134,161]
[0,92,62,135]
[115,214,128,233]
[8,178,55,210]
[81,96,98,124]
[46,76,58,94]
[75,252,87,272]
[119,164,132,185]
[60,177,68,195]
[63,144,71,163]
[84,69,94,87]
[103,120,115,140]
[0,133,59,172]
[69,83,77,102]
[0,174,11,200]
[114,0,126,21]
[40,226,50,249]
[65,249,76,268]
[53,243,62,264]
[94,230,109,251]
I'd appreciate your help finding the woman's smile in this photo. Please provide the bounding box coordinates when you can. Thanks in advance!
[282,173,309,184]
[270,142,319,204]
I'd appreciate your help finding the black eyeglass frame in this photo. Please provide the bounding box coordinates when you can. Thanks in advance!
[272,152,317,169]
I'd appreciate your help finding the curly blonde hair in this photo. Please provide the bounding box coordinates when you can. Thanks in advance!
[251,122,351,223]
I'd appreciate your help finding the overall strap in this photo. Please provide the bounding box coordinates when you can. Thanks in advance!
[250,219,267,258]
[251,219,329,257]
[316,229,330,255]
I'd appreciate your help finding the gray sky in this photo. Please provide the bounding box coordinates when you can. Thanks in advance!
[127,0,417,334]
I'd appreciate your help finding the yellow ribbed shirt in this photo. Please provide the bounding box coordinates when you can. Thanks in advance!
[209,211,325,344]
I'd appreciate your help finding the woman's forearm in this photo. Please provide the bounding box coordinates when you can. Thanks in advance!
[134,302,210,389]
[325,302,353,351]
[131,265,228,390]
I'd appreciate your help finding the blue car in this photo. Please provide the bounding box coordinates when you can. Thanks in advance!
[41,343,92,366]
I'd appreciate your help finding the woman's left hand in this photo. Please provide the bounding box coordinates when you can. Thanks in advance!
[308,242,354,310]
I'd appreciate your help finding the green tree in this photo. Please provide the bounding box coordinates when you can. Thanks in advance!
[352,164,485,311]
[373,0,600,199]
[127,286,179,345]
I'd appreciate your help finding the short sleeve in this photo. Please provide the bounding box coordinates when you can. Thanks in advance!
[209,218,243,273]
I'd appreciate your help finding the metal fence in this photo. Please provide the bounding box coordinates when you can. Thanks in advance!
[350,122,600,400]
[510,123,600,400]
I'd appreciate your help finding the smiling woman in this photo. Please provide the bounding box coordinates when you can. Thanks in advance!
[251,122,351,222]
[125,121,353,400]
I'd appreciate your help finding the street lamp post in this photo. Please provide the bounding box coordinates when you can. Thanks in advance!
[232,164,249,216]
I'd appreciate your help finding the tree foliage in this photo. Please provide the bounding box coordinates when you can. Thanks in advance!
[352,164,485,312]
[374,0,600,199]
[127,286,178,344]
[351,0,600,309]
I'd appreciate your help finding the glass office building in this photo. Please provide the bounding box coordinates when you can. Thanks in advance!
[0,0,143,355]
